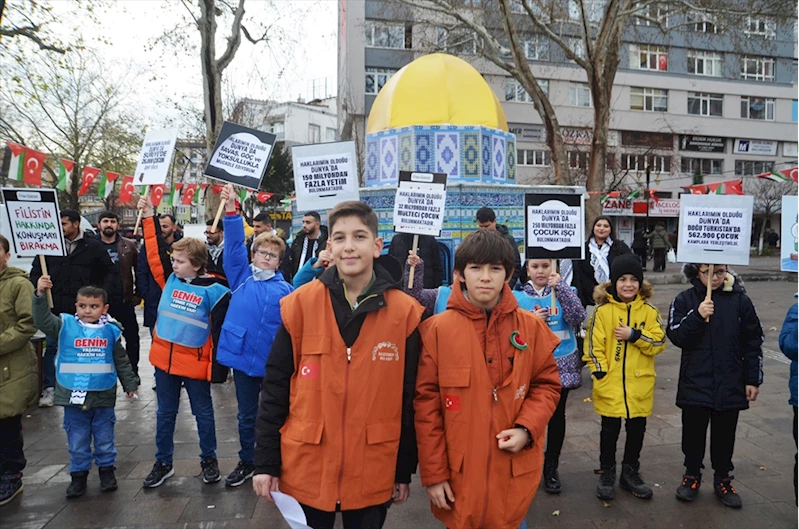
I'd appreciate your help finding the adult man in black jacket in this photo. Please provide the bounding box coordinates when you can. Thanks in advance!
[281,211,328,282]
[30,209,116,406]
[476,207,521,288]
[387,233,444,288]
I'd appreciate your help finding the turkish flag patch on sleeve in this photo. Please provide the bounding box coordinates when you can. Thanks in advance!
[299,363,319,380]
[444,395,461,411]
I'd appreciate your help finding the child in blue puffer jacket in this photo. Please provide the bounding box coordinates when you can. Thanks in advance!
[216,184,293,487]
[779,294,798,504]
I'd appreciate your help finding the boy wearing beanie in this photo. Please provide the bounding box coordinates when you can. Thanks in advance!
[583,253,666,502]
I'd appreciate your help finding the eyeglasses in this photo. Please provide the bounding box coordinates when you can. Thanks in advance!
[254,249,280,260]
[699,269,727,278]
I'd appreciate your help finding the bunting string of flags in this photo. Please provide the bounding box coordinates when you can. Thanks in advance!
[756,166,798,184]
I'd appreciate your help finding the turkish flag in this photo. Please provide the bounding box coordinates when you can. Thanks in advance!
[444,395,461,412]
[725,179,744,195]
[151,184,165,206]
[780,167,799,183]
[257,191,274,203]
[211,184,224,195]
[118,176,135,203]
[299,362,319,380]
[691,185,706,195]
[23,147,46,186]
[78,166,101,195]
[181,184,197,205]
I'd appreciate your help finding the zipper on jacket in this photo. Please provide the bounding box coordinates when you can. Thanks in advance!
[479,394,495,528]
[623,306,631,419]
[167,342,174,374]
[337,349,351,504]
[492,387,498,403]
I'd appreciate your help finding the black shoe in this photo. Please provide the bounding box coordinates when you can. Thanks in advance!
[99,466,117,492]
[675,474,701,502]
[142,462,174,488]
[714,476,742,508]
[201,457,221,484]
[225,460,255,487]
[66,471,89,499]
[596,467,616,501]
[619,464,653,499]
[0,474,23,506]
[543,458,561,494]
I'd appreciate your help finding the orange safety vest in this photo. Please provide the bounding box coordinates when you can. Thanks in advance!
[279,279,424,511]
[415,283,562,529]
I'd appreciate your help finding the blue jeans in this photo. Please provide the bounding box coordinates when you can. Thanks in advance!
[233,370,262,464]
[154,368,216,465]
[62,407,116,473]
[42,340,57,389]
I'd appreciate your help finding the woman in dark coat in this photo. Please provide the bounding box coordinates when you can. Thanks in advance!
[666,263,763,509]
[572,216,632,307]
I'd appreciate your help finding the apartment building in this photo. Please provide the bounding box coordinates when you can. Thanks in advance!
[231,97,339,146]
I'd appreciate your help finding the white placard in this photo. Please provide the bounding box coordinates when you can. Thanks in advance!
[133,129,178,185]
[393,172,447,236]
[524,193,584,260]
[292,141,359,211]
[677,194,753,266]
[781,195,798,272]
[1,188,66,256]
[272,491,312,529]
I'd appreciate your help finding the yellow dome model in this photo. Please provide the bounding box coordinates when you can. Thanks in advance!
[366,53,509,134]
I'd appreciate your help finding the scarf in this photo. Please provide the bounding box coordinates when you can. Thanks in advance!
[523,281,550,298]
[76,314,110,327]
[589,237,612,285]
[208,242,224,263]
[250,263,277,281]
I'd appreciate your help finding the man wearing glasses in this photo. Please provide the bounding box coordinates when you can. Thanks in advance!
[215,184,294,488]
[205,219,226,284]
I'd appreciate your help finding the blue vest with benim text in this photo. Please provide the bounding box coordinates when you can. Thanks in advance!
[56,315,121,391]
[155,274,229,348]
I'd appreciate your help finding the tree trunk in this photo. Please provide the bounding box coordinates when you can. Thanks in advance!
[757,213,768,255]
[199,0,224,220]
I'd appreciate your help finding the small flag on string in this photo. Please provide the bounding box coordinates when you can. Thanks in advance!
[257,192,274,203]
[196,183,208,205]
[57,158,75,192]
[780,167,798,183]
[627,189,641,199]
[97,170,120,199]
[151,184,165,207]
[239,188,249,203]
[757,171,792,183]
[78,166,101,196]
[181,183,198,205]
[118,176,135,203]
[167,183,182,207]
[7,141,46,186]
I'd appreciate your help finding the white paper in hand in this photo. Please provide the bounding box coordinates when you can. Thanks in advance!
[272,490,313,529]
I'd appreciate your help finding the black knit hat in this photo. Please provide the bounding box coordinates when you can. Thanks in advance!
[610,253,644,286]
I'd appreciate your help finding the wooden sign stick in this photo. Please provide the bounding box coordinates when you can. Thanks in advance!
[211,201,226,233]
[407,234,420,289]
[551,259,558,309]
[133,186,149,235]
[39,255,53,309]
[704,263,713,322]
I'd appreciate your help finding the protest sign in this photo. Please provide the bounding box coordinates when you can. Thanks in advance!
[393,171,447,237]
[133,129,178,185]
[781,195,798,272]
[677,194,753,266]
[205,122,276,190]
[1,188,65,257]
[524,193,585,260]
[292,141,359,211]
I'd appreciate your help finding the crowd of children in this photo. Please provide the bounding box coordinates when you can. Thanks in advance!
[0,199,789,528]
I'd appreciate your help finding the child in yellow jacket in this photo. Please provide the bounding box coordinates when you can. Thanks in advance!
[583,254,666,503]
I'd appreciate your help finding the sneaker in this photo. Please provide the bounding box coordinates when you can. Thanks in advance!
[0,474,23,506]
[596,467,616,501]
[99,466,117,492]
[142,462,174,488]
[38,387,55,407]
[714,476,742,508]
[619,464,653,499]
[201,457,221,484]
[225,460,256,487]
[542,458,561,494]
[675,474,701,502]
[66,471,88,499]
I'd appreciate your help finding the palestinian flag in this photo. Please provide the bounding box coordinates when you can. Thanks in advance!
[57,158,75,191]
[239,188,250,203]
[97,170,120,199]
[167,183,182,206]
[78,166,101,196]
[627,189,641,199]
[7,141,46,186]
[196,183,208,204]
[757,171,791,183]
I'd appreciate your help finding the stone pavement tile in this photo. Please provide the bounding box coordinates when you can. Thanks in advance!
[21,464,65,484]
[564,419,603,437]
[559,434,600,454]
[643,426,682,445]
[111,496,191,525]
[177,494,259,522]
[136,474,231,499]
[727,457,781,479]
[652,412,683,427]
[734,438,791,471]
[733,421,772,440]
[0,499,65,529]
[736,473,795,504]
[43,498,121,528]
[737,415,793,437]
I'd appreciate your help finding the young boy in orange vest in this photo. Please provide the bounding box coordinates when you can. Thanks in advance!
[253,201,424,529]
[415,229,562,529]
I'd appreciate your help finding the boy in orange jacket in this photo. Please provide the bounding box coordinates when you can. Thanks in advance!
[415,230,562,529]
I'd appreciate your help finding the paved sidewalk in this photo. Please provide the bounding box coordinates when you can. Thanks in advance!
[1,282,797,529]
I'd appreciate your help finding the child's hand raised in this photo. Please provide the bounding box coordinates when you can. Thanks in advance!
[614,325,632,341]
[221,183,236,212]
[496,428,529,453]
[137,196,154,217]
[313,249,333,269]
[407,252,422,268]
[37,275,53,295]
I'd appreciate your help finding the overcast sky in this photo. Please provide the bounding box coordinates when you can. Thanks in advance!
[65,0,338,130]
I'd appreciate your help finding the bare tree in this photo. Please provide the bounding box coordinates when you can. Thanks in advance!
[396,0,794,224]
[745,177,798,255]
[0,51,142,211]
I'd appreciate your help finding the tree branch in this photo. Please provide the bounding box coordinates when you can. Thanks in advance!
[0,24,67,53]
[216,0,247,72]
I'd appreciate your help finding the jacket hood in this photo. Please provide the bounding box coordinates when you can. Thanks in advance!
[593,280,654,306]
[447,277,519,320]
[0,266,29,282]
[496,223,510,236]
[682,263,745,293]
[318,254,403,296]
